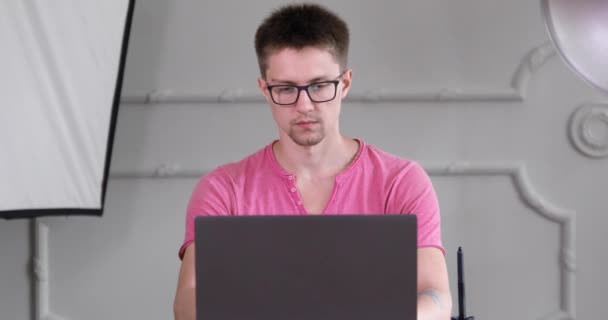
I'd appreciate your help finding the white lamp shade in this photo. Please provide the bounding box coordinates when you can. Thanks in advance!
[542,0,608,93]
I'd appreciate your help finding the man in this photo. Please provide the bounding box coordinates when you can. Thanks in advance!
[174,3,452,320]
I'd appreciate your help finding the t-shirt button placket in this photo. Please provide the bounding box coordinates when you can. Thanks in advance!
[287,177,301,207]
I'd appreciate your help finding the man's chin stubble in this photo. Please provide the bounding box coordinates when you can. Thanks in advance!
[289,131,324,147]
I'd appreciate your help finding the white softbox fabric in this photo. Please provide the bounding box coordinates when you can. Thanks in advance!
[1,0,134,219]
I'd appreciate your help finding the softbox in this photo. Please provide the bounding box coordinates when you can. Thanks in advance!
[0,1,135,219]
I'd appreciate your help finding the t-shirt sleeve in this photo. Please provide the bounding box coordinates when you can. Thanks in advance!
[394,161,444,255]
[178,166,234,259]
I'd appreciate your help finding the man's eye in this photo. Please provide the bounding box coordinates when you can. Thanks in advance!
[310,83,330,91]
[276,87,296,94]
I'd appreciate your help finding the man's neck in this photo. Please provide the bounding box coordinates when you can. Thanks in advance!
[273,135,359,179]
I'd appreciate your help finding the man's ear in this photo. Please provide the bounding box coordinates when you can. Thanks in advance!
[257,77,272,104]
[340,69,353,98]
[257,77,267,95]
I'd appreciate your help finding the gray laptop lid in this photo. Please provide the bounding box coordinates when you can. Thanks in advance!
[195,214,417,320]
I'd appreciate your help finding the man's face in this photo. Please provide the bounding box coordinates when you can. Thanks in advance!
[258,47,352,147]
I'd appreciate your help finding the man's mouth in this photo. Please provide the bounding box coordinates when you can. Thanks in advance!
[295,120,318,128]
[294,117,318,123]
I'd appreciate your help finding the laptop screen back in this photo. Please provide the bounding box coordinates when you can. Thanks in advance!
[195,214,417,320]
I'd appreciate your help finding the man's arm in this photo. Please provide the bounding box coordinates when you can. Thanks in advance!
[417,247,452,320]
[174,168,235,320]
[174,244,196,320]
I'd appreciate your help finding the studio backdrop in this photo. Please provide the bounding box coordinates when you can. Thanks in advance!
[0,0,134,219]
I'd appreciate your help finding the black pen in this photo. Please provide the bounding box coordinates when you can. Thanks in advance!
[457,246,465,320]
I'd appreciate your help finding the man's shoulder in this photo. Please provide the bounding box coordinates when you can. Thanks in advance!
[356,141,431,184]
[361,142,419,169]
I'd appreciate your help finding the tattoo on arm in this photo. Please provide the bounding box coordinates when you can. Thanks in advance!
[418,289,443,309]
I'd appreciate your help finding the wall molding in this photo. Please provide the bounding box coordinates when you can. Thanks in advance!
[120,43,556,105]
[33,161,575,320]
[427,162,576,320]
[110,161,576,319]
[32,219,67,320]
[569,103,608,158]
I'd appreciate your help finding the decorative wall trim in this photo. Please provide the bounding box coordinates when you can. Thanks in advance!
[511,42,557,100]
[569,104,608,158]
[120,43,556,105]
[35,161,575,320]
[111,161,576,319]
[32,219,67,320]
[111,164,200,179]
[427,162,576,320]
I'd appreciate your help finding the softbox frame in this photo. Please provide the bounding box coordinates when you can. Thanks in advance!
[0,0,135,219]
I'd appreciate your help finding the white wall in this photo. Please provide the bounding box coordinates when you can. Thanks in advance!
[2,1,607,319]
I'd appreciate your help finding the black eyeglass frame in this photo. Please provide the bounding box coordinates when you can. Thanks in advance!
[265,71,347,106]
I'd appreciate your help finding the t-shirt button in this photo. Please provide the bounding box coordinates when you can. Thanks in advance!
[290,187,296,192]
[297,201,303,206]
[288,175,294,180]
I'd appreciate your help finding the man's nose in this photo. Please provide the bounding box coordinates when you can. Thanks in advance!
[294,88,314,113]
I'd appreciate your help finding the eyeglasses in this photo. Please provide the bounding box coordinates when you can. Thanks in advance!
[265,72,346,106]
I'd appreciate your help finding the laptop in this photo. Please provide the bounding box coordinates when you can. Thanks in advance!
[195,214,418,320]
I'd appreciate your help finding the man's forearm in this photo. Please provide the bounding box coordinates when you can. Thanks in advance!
[417,288,452,320]
[174,287,196,320]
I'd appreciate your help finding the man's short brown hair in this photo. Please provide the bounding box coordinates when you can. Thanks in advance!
[254,3,350,78]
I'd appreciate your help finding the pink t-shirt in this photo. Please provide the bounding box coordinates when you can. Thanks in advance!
[179,139,444,259]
